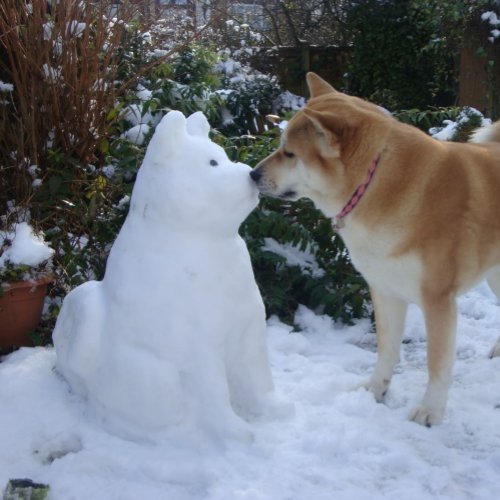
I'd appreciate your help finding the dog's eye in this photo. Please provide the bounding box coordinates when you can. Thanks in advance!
[283,150,295,158]
[210,159,218,167]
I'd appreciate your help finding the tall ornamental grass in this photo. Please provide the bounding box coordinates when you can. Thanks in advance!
[0,0,140,228]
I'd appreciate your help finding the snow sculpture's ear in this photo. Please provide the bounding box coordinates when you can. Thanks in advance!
[155,110,187,141]
[145,110,187,166]
[186,111,210,138]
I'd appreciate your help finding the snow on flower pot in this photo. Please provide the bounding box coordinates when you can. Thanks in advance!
[0,276,52,347]
[0,222,54,347]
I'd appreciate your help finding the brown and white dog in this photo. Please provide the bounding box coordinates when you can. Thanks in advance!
[250,72,500,426]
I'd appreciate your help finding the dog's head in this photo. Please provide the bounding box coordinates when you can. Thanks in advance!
[250,73,393,216]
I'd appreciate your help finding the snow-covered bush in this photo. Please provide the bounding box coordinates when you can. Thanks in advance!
[394,107,462,132]
[119,42,288,137]
[429,106,492,141]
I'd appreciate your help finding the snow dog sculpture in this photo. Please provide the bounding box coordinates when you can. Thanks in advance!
[53,111,276,441]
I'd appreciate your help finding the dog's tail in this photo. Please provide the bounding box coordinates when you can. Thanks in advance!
[469,120,500,143]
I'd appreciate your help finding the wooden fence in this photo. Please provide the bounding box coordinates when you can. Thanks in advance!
[251,35,499,120]
[459,26,500,120]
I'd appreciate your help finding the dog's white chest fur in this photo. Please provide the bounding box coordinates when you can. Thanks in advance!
[343,225,422,303]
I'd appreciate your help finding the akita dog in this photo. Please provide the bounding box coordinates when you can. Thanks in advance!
[250,72,500,426]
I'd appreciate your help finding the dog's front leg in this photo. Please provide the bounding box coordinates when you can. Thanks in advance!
[365,289,408,402]
[409,293,457,427]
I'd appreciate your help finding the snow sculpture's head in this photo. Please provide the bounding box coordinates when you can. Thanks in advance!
[130,110,258,235]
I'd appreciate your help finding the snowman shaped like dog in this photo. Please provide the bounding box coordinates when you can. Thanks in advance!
[54,111,275,441]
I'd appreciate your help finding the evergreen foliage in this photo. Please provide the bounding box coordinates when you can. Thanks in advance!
[346,0,458,109]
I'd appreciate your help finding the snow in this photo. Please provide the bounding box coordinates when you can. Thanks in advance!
[116,195,130,210]
[121,103,158,128]
[481,10,500,41]
[150,48,169,58]
[1,283,500,499]
[273,90,306,112]
[429,119,457,141]
[101,165,116,178]
[41,64,62,83]
[136,85,153,102]
[262,237,325,278]
[429,107,491,141]
[65,21,86,37]
[121,123,151,145]
[481,11,500,26]
[0,222,54,270]
[27,165,39,177]
[52,111,280,443]
[0,80,13,93]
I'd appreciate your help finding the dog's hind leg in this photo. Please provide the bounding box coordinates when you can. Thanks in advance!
[365,289,408,402]
[486,267,500,358]
[409,292,457,426]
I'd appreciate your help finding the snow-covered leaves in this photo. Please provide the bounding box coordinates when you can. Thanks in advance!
[482,10,500,42]
[0,80,13,93]
[429,107,491,141]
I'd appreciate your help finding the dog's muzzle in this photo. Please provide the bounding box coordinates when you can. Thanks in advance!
[249,168,297,200]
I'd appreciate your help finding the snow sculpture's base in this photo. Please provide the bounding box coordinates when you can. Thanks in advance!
[53,111,282,441]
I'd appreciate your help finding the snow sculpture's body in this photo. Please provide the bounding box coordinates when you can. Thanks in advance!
[53,111,275,440]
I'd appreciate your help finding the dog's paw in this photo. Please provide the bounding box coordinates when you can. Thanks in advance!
[408,405,444,427]
[356,378,390,403]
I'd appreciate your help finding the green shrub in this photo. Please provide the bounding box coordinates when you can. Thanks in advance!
[345,0,458,110]
[218,73,282,135]
[394,107,461,132]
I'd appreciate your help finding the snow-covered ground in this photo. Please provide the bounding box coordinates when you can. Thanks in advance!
[1,283,499,500]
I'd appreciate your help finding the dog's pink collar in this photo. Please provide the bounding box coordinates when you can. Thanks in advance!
[332,156,380,231]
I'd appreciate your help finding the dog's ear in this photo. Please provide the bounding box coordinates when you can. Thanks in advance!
[303,108,342,157]
[306,72,337,98]
[304,108,339,133]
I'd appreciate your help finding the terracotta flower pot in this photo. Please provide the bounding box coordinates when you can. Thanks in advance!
[0,276,52,347]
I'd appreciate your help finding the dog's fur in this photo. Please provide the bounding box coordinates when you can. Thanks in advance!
[251,72,500,426]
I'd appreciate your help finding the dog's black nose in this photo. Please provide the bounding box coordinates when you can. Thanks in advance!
[250,168,262,182]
